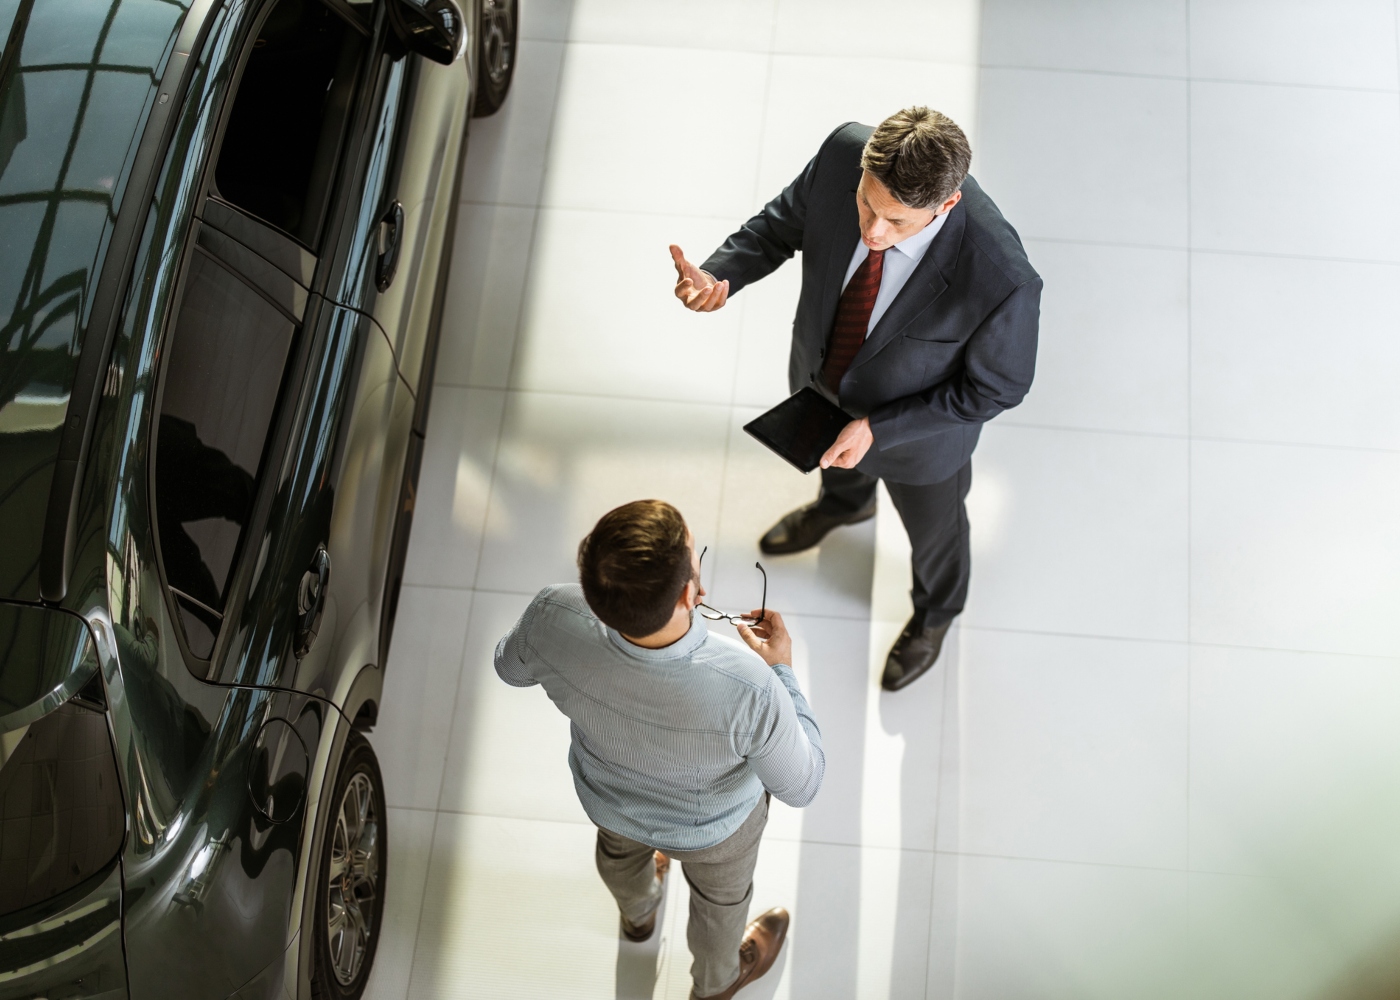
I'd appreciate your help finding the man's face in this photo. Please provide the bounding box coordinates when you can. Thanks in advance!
[856,171,958,251]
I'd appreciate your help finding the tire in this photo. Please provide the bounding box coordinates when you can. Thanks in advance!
[311,733,387,1000]
[471,0,517,117]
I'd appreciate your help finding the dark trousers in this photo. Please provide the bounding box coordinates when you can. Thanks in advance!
[815,462,972,628]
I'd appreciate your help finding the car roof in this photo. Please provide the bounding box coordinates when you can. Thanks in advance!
[0,0,193,601]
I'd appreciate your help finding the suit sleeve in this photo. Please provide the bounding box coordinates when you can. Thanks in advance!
[867,275,1042,449]
[700,123,854,294]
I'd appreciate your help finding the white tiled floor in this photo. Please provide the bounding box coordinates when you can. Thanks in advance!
[365,1,1400,997]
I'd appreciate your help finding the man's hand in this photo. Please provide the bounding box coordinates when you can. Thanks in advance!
[736,609,793,667]
[820,417,873,470]
[670,244,729,312]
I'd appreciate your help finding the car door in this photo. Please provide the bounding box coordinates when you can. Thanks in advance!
[122,1,385,996]
[323,18,474,671]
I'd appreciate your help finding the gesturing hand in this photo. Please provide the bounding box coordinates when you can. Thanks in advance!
[736,609,793,668]
[820,417,874,470]
[670,244,730,312]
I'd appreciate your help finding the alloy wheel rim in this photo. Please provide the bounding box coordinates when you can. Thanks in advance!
[481,0,514,86]
[327,771,379,986]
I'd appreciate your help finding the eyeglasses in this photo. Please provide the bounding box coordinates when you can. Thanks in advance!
[695,546,766,625]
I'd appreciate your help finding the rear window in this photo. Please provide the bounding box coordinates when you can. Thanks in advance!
[213,0,366,248]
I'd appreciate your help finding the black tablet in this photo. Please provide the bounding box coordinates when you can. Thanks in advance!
[743,388,854,474]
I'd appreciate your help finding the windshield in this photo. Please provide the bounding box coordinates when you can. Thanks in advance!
[0,0,190,601]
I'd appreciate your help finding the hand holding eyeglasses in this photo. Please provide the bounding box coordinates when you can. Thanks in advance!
[735,609,793,668]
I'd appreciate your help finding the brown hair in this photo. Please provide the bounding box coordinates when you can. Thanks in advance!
[860,106,972,209]
[577,500,693,637]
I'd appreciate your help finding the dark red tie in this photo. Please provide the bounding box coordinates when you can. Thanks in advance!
[822,248,885,393]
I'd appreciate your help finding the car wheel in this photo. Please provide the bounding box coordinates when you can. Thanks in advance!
[311,733,387,999]
[471,0,517,117]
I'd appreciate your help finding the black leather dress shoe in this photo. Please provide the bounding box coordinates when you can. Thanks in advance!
[881,617,951,691]
[759,501,877,555]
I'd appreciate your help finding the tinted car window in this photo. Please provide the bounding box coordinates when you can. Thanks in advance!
[154,250,295,658]
[213,0,366,248]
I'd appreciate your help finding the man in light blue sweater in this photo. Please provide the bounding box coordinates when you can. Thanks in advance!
[495,499,825,1000]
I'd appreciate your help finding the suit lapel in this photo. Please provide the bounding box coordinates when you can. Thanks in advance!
[849,200,966,371]
[819,188,862,337]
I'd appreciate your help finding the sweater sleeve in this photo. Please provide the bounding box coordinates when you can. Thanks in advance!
[745,663,825,807]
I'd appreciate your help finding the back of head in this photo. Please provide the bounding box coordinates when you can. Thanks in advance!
[577,500,692,637]
[861,106,972,209]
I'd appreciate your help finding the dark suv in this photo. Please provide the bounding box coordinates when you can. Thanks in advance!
[0,0,514,996]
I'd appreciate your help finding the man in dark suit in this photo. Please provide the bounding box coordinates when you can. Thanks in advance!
[670,107,1040,691]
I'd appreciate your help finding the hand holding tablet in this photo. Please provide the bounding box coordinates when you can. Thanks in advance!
[743,388,857,473]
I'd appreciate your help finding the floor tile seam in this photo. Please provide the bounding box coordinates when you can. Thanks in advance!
[761,832,938,856]
[983,61,1400,95]
[428,385,1400,456]
[536,34,985,68]
[1185,3,1195,895]
[468,26,574,593]
[996,417,1400,456]
[1025,235,1400,269]
[961,623,1400,662]
[403,595,487,998]
[993,420,1400,456]
[929,848,1196,876]
[937,849,1275,882]
[1186,245,1400,269]
[403,584,1399,659]
[912,638,957,997]
[457,197,770,226]
[467,584,878,622]
[397,810,1274,883]
[434,381,778,414]
[423,382,1400,457]
[429,806,598,830]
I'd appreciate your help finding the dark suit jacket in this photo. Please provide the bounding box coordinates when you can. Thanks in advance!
[702,122,1041,486]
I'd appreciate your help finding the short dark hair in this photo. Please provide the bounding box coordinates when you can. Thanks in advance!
[860,106,972,209]
[577,500,693,637]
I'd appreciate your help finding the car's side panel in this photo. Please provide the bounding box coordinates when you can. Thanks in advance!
[0,860,127,999]
[120,685,325,1000]
[282,320,413,705]
[344,55,471,393]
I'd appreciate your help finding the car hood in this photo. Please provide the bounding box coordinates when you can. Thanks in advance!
[0,0,189,601]
[0,599,98,735]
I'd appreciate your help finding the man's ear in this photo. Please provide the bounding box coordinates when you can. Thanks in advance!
[940,189,963,215]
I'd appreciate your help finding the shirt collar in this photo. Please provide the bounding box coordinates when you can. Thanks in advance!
[888,208,949,263]
[606,612,709,662]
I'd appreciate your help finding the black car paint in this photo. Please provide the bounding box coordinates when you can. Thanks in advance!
[0,0,480,994]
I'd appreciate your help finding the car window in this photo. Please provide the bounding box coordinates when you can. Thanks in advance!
[153,249,296,660]
[212,0,367,249]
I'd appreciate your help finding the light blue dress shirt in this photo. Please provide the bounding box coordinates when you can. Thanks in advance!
[495,584,826,852]
[841,209,950,336]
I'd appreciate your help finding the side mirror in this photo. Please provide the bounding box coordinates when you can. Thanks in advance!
[387,0,467,66]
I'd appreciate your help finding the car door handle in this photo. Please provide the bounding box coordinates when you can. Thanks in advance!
[376,201,404,292]
[295,546,331,658]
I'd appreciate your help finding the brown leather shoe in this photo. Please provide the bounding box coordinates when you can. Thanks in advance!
[620,852,670,942]
[759,501,876,555]
[880,617,951,691]
[691,907,790,1000]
